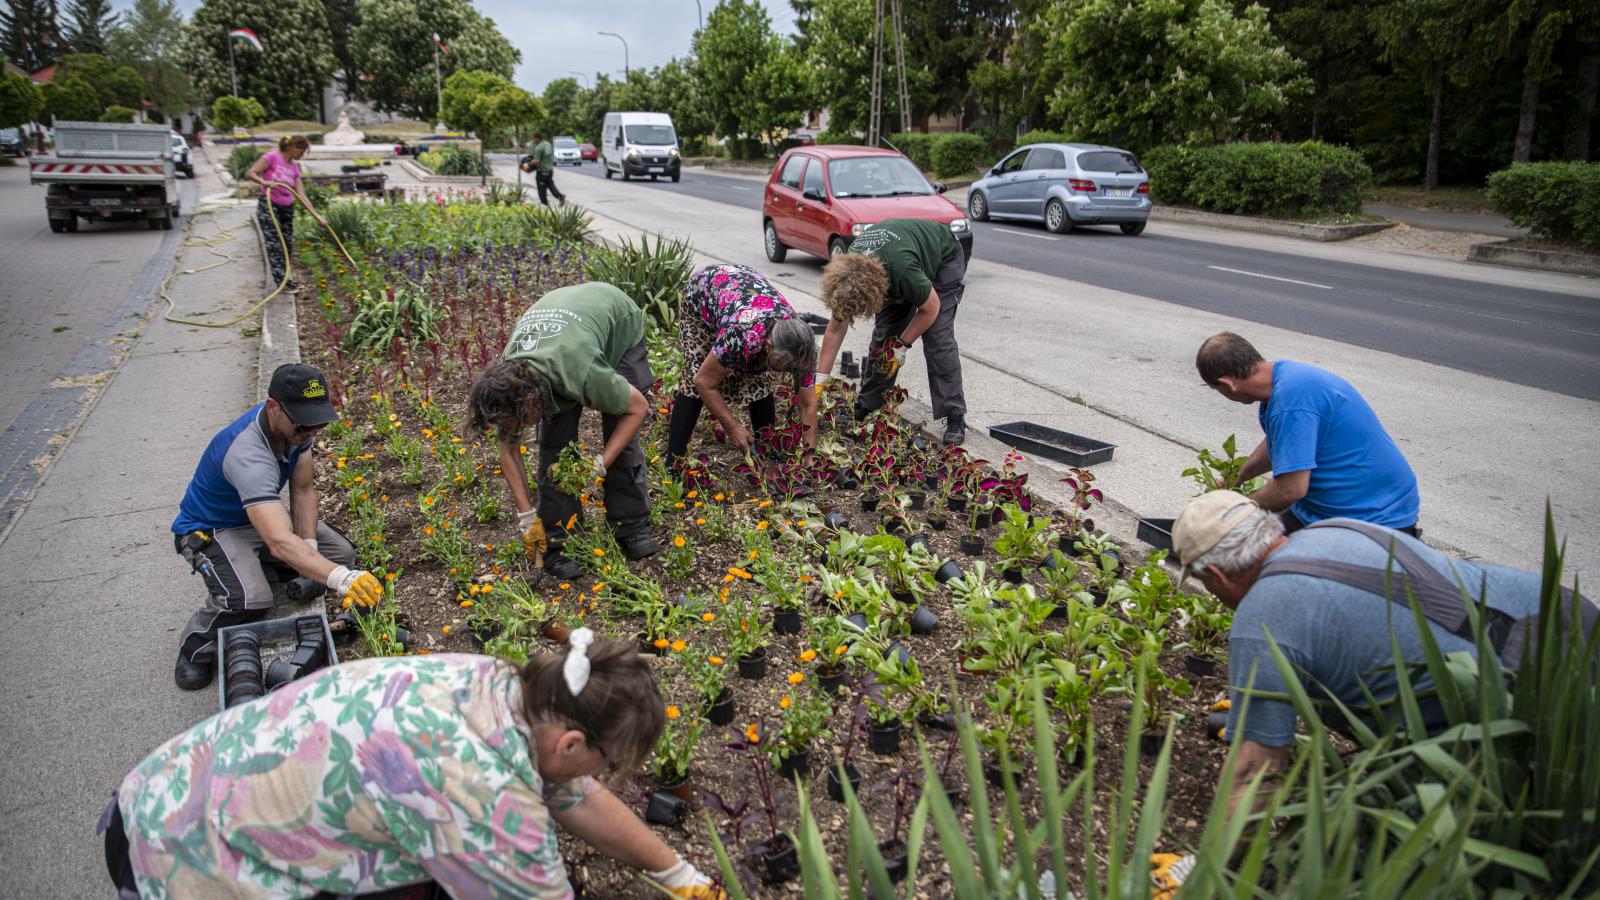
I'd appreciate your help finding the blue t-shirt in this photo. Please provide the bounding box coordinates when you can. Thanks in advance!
[1259,360,1418,527]
[172,404,310,534]
[1227,525,1543,747]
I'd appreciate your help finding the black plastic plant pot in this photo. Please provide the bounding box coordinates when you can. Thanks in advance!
[843,612,869,632]
[1089,588,1108,607]
[909,604,939,635]
[906,491,926,511]
[1105,549,1124,575]
[984,758,1029,789]
[818,663,847,694]
[756,833,800,884]
[823,511,849,530]
[868,721,903,754]
[737,648,769,680]
[879,838,910,883]
[941,774,966,808]
[1206,711,1229,743]
[1139,731,1164,757]
[927,515,947,532]
[889,588,915,607]
[1039,552,1060,571]
[861,495,880,512]
[264,658,297,689]
[882,515,909,534]
[1185,653,1218,678]
[773,609,802,635]
[1060,745,1085,769]
[887,641,912,665]
[659,774,695,802]
[826,760,862,802]
[1048,603,1069,620]
[837,471,860,490]
[1001,567,1024,585]
[470,622,498,650]
[638,635,668,655]
[705,688,735,726]
[947,495,967,512]
[644,790,689,826]
[959,536,984,557]
[934,559,963,584]
[905,533,931,551]
[776,746,811,781]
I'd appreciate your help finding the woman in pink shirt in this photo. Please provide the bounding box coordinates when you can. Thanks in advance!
[245,134,327,291]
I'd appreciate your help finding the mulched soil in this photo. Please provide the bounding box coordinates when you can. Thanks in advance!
[294,257,1233,898]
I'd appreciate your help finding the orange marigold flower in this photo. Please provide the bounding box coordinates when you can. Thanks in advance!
[745,723,761,743]
[756,521,769,531]
[687,490,699,499]
[714,493,726,502]
[593,548,605,557]
[560,583,572,590]
[674,502,685,509]
[671,639,687,653]
[384,572,397,581]
[701,612,716,622]
[779,695,792,710]
[787,672,805,685]
[722,574,735,584]
[674,535,686,548]
[666,705,681,719]
[709,655,725,666]
[441,625,452,635]
[461,599,475,608]
[797,649,818,663]
[695,517,707,525]
[728,567,752,580]
[758,499,773,509]
[423,525,435,536]
[653,638,669,649]
[834,644,848,655]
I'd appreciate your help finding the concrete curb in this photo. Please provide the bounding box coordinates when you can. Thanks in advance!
[1467,240,1600,278]
[396,157,502,186]
[1150,206,1395,242]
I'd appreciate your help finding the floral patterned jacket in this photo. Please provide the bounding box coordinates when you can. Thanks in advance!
[684,265,815,387]
[117,654,593,899]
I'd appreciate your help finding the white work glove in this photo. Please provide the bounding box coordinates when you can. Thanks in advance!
[813,372,833,395]
[592,453,608,482]
[326,565,383,608]
[648,857,723,899]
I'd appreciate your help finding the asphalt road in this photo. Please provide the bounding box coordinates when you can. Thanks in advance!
[555,161,1600,401]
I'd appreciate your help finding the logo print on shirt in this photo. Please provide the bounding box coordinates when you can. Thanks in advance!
[514,319,566,352]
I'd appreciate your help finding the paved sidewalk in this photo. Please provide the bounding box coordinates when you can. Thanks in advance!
[0,154,270,898]
[1363,203,1527,238]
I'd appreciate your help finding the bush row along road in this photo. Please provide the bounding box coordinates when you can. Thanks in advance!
[508,156,1600,585]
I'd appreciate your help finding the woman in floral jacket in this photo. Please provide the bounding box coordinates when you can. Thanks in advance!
[667,264,819,460]
[102,633,723,899]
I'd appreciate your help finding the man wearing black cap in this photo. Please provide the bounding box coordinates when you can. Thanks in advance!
[168,363,382,690]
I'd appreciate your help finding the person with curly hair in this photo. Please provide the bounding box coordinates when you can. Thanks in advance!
[815,217,969,445]
[468,283,659,578]
[666,264,819,460]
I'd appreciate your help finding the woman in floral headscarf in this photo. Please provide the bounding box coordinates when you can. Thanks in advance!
[666,264,819,460]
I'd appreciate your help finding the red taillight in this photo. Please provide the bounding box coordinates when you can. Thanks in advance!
[1137,181,1150,195]
[1068,178,1097,193]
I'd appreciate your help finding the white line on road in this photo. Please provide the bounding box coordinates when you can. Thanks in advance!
[1206,265,1334,290]
[726,185,752,191]
[992,227,1059,241]
[1390,297,1600,337]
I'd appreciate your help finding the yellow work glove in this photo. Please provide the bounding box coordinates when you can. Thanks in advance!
[327,566,383,608]
[518,507,548,566]
[1150,852,1195,899]
[649,858,725,899]
[876,337,911,378]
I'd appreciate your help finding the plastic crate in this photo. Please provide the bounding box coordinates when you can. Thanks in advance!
[987,421,1117,467]
[217,612,338,713]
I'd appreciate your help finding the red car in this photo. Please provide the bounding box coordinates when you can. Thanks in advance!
[762,145,973,263]
[579,142,598,161]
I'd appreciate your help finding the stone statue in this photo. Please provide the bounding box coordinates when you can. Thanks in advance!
[323,109,366,146]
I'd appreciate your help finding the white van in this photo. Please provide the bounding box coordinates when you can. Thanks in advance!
[601,111,681,182]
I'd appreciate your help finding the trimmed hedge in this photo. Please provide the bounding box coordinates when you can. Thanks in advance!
[816,130,863,146]
[1485,162,1600,248]
[1143,142,1372,217]
[889,132,934,170]
[1014,129,1072,148]
[929,132,986,178]
[419,144,490,177]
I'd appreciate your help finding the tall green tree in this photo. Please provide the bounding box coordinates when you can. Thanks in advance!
[539,76,586,140]
[185,0,335,120]
[351,0,519,121]
[321,0,361,100]
[899,0,1010,124]
[1505,0,1572,162]
[0,68,46,127]
[803,0,872,133]
[57,52,142,108]
[1039,0,1309,150]
[61,0,115,54]
[41,74,99,120]
[2,0,60,71]
[107,0,192,120]
[695,0,808,151]
[1372,0,1494,187]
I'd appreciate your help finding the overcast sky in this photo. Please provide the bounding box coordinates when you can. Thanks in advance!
[136,0,798,96]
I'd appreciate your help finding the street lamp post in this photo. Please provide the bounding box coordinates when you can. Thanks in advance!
[694,0,703,29]
[598,31,629,82]
[568,71,591,88]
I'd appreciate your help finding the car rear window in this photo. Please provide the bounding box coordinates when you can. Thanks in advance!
[1076,150,1142,173]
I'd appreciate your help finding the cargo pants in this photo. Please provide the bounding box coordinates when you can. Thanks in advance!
[856,252,967,419]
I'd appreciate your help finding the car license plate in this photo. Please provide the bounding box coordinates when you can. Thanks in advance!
[1106,188,1133,198]
[90,198,122,206]
[647,166,664,173]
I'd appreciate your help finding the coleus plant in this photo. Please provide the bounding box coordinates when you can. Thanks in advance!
[1058,466,1104,537]
[979,449,1032,512]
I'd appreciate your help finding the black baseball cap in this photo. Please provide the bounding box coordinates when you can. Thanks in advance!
[268,363,338,426]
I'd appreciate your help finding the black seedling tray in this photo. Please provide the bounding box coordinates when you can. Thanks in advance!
[217,612,338,713]
[798,312,830,335]
[987,421,1117,467]
[1137,517,1177,555]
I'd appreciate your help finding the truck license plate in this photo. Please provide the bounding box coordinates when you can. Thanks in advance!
[647,167,664,174]
[90,198,122,206]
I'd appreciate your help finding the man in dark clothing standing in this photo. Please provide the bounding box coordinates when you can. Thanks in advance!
[521,130,566,207]
[814,218,968,445]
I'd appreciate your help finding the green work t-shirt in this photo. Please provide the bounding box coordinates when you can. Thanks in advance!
[847,218,959,309]
[502,283,643,416]
[530,140,555,173]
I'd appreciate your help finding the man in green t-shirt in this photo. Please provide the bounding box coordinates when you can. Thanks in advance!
[814,217,969,445]
[468,283,657,578]
[519,130,566,207]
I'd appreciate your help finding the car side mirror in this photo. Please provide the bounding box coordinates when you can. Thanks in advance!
[989,167,1001,177]
[934,182,948,194]
[803,188,826,202]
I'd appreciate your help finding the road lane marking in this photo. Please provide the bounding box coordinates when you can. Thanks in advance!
[1390,297,1600,337]
[992,227,1059,241]
[726,185,752,191]
[1206,265,1333,289]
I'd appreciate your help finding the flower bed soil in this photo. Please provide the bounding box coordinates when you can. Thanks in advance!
[293,247,1232,897]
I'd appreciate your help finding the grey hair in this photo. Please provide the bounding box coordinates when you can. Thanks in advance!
[768,317,817,375]
[1189,505,1285,574]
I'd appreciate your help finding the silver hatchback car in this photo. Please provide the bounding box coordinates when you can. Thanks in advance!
[968,143,1151,235]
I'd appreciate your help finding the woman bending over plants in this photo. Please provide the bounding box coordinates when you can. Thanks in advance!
[666,264,819,460]
[104,634,725,898]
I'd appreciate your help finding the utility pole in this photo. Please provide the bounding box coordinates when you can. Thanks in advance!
[891,0,910,133]
[228,32,238,97]
[867,0,883,146]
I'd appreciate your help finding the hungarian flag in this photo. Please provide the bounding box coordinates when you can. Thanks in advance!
[229,27,263,52]
[433,33,450,54]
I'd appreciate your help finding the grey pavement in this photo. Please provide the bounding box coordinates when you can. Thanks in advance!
[0,152,268,898]
[1364,203,1527,238]
[505,157,1600,586]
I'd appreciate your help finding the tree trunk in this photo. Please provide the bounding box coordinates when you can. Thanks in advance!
[1514,78,1539,163]
[1425,76,1444,189]
[1568,51,1598,161]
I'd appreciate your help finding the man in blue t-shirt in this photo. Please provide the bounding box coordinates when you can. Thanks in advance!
[1195,332,1419,534]
[169,364,382,690]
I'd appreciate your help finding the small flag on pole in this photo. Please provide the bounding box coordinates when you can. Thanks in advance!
[228,27,263,51]
[433,33,450,54]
